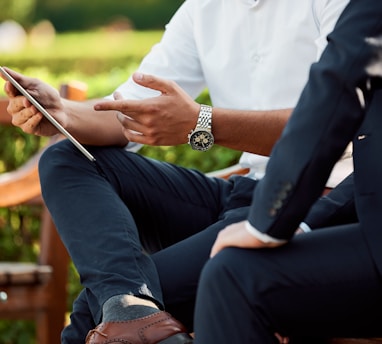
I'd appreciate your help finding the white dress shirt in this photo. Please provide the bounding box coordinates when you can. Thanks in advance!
[113,0,351,184]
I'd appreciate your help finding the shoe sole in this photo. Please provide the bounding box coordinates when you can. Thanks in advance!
[158,333,194,344]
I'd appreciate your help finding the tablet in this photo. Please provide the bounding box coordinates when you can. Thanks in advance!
[0,67,96,162]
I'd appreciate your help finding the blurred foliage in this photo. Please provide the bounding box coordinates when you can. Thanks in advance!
[0,127,47,173]
[0,320,35,344]
[33,0,185,31]
[0,206,41,261]
[0,30,163,89]
[0,0,36,25]
[0,0,184,31]
[0,29,241,343]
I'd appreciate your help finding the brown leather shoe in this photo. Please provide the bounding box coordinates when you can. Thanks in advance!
[85,311,193,344]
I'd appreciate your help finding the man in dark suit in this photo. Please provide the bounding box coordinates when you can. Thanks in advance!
[193,0,382,342]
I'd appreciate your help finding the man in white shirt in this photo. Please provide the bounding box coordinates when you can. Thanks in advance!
[3,0,350,343]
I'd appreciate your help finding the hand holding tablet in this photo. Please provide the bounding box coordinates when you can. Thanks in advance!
[0,67,96,162]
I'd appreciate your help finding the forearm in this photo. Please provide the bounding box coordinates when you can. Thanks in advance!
[92,73,293,151]
[212,107,292,155]
[63,98,129,146]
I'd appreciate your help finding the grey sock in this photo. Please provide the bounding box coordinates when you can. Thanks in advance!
[102,295,160,322]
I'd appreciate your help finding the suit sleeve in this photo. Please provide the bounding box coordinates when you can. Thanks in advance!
[248,0,382,240]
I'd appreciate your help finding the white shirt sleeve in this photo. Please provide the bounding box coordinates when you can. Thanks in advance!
[245,221,287,244]
[113,0,205,102]
[299,222,312,233]
[313,0,350,58]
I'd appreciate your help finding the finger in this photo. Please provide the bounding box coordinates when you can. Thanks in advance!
[12,108,41,127]
[210,224,238,257]
[122,128,146,144]
[210,242,221,258]
[17,113,44,134]
[7,96,26,113]
[116,112,145,137]
[210,234,227,258]
[94,98,141,112]
[275,333,290,344]
[4,79,20,98]
[132,72,176,95]
[2,67,28,86]
[116,112,131,125]
[111,92,140,114]
[2,67,35,97]
[8,95,34,112]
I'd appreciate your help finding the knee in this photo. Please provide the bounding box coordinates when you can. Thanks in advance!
[199,249,237,293]
[38,140,84,190]
[199,248,271,297]
[40,140,75,171]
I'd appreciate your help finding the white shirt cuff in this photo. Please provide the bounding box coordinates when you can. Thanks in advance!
[245,221,287,244]
[299,222,312,233]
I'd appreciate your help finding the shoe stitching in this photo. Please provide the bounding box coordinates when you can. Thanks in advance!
[138,314,178,344]
[86,313,183,344]
[86,328,108,343]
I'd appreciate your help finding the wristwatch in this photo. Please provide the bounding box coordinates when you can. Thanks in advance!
[188,104,214,151]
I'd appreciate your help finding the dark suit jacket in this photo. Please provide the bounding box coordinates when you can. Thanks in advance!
[247,0,382,273]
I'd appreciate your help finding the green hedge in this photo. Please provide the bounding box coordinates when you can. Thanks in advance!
[34,0,185,31]
[0,0,184,31]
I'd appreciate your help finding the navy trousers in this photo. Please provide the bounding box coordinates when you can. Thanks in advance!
[38,140,256,343]
[194,224,382,343]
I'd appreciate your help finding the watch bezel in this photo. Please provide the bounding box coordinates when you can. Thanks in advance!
[188,129,214,151]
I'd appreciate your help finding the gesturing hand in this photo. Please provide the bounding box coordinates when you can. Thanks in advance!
[94,72,200,146]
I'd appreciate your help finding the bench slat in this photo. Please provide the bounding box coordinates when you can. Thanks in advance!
[0,263,52,285]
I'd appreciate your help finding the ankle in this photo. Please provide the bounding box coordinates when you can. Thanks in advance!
[102,294,159,322]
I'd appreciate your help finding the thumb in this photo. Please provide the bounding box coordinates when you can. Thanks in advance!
[1,67,26,97]
[1,67,27,84]
[132,72,175,95]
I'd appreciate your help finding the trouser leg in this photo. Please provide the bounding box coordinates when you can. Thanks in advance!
[39,140,230,326]
[194,224,382,343]
[61,289,95,344]
[40,142,161,321]
[152,176,257,330]
[152,207,251,330]
[62,206,253,341]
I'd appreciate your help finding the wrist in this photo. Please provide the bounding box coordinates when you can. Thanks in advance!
[187,104,214,151]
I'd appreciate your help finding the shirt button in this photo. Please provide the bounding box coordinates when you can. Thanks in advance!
[251,0,260,8]
[253,54,261,63]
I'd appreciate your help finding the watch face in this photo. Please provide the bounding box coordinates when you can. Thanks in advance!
[189,130,214,151]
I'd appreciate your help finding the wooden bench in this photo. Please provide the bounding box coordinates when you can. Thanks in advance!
[0,81,87,343]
